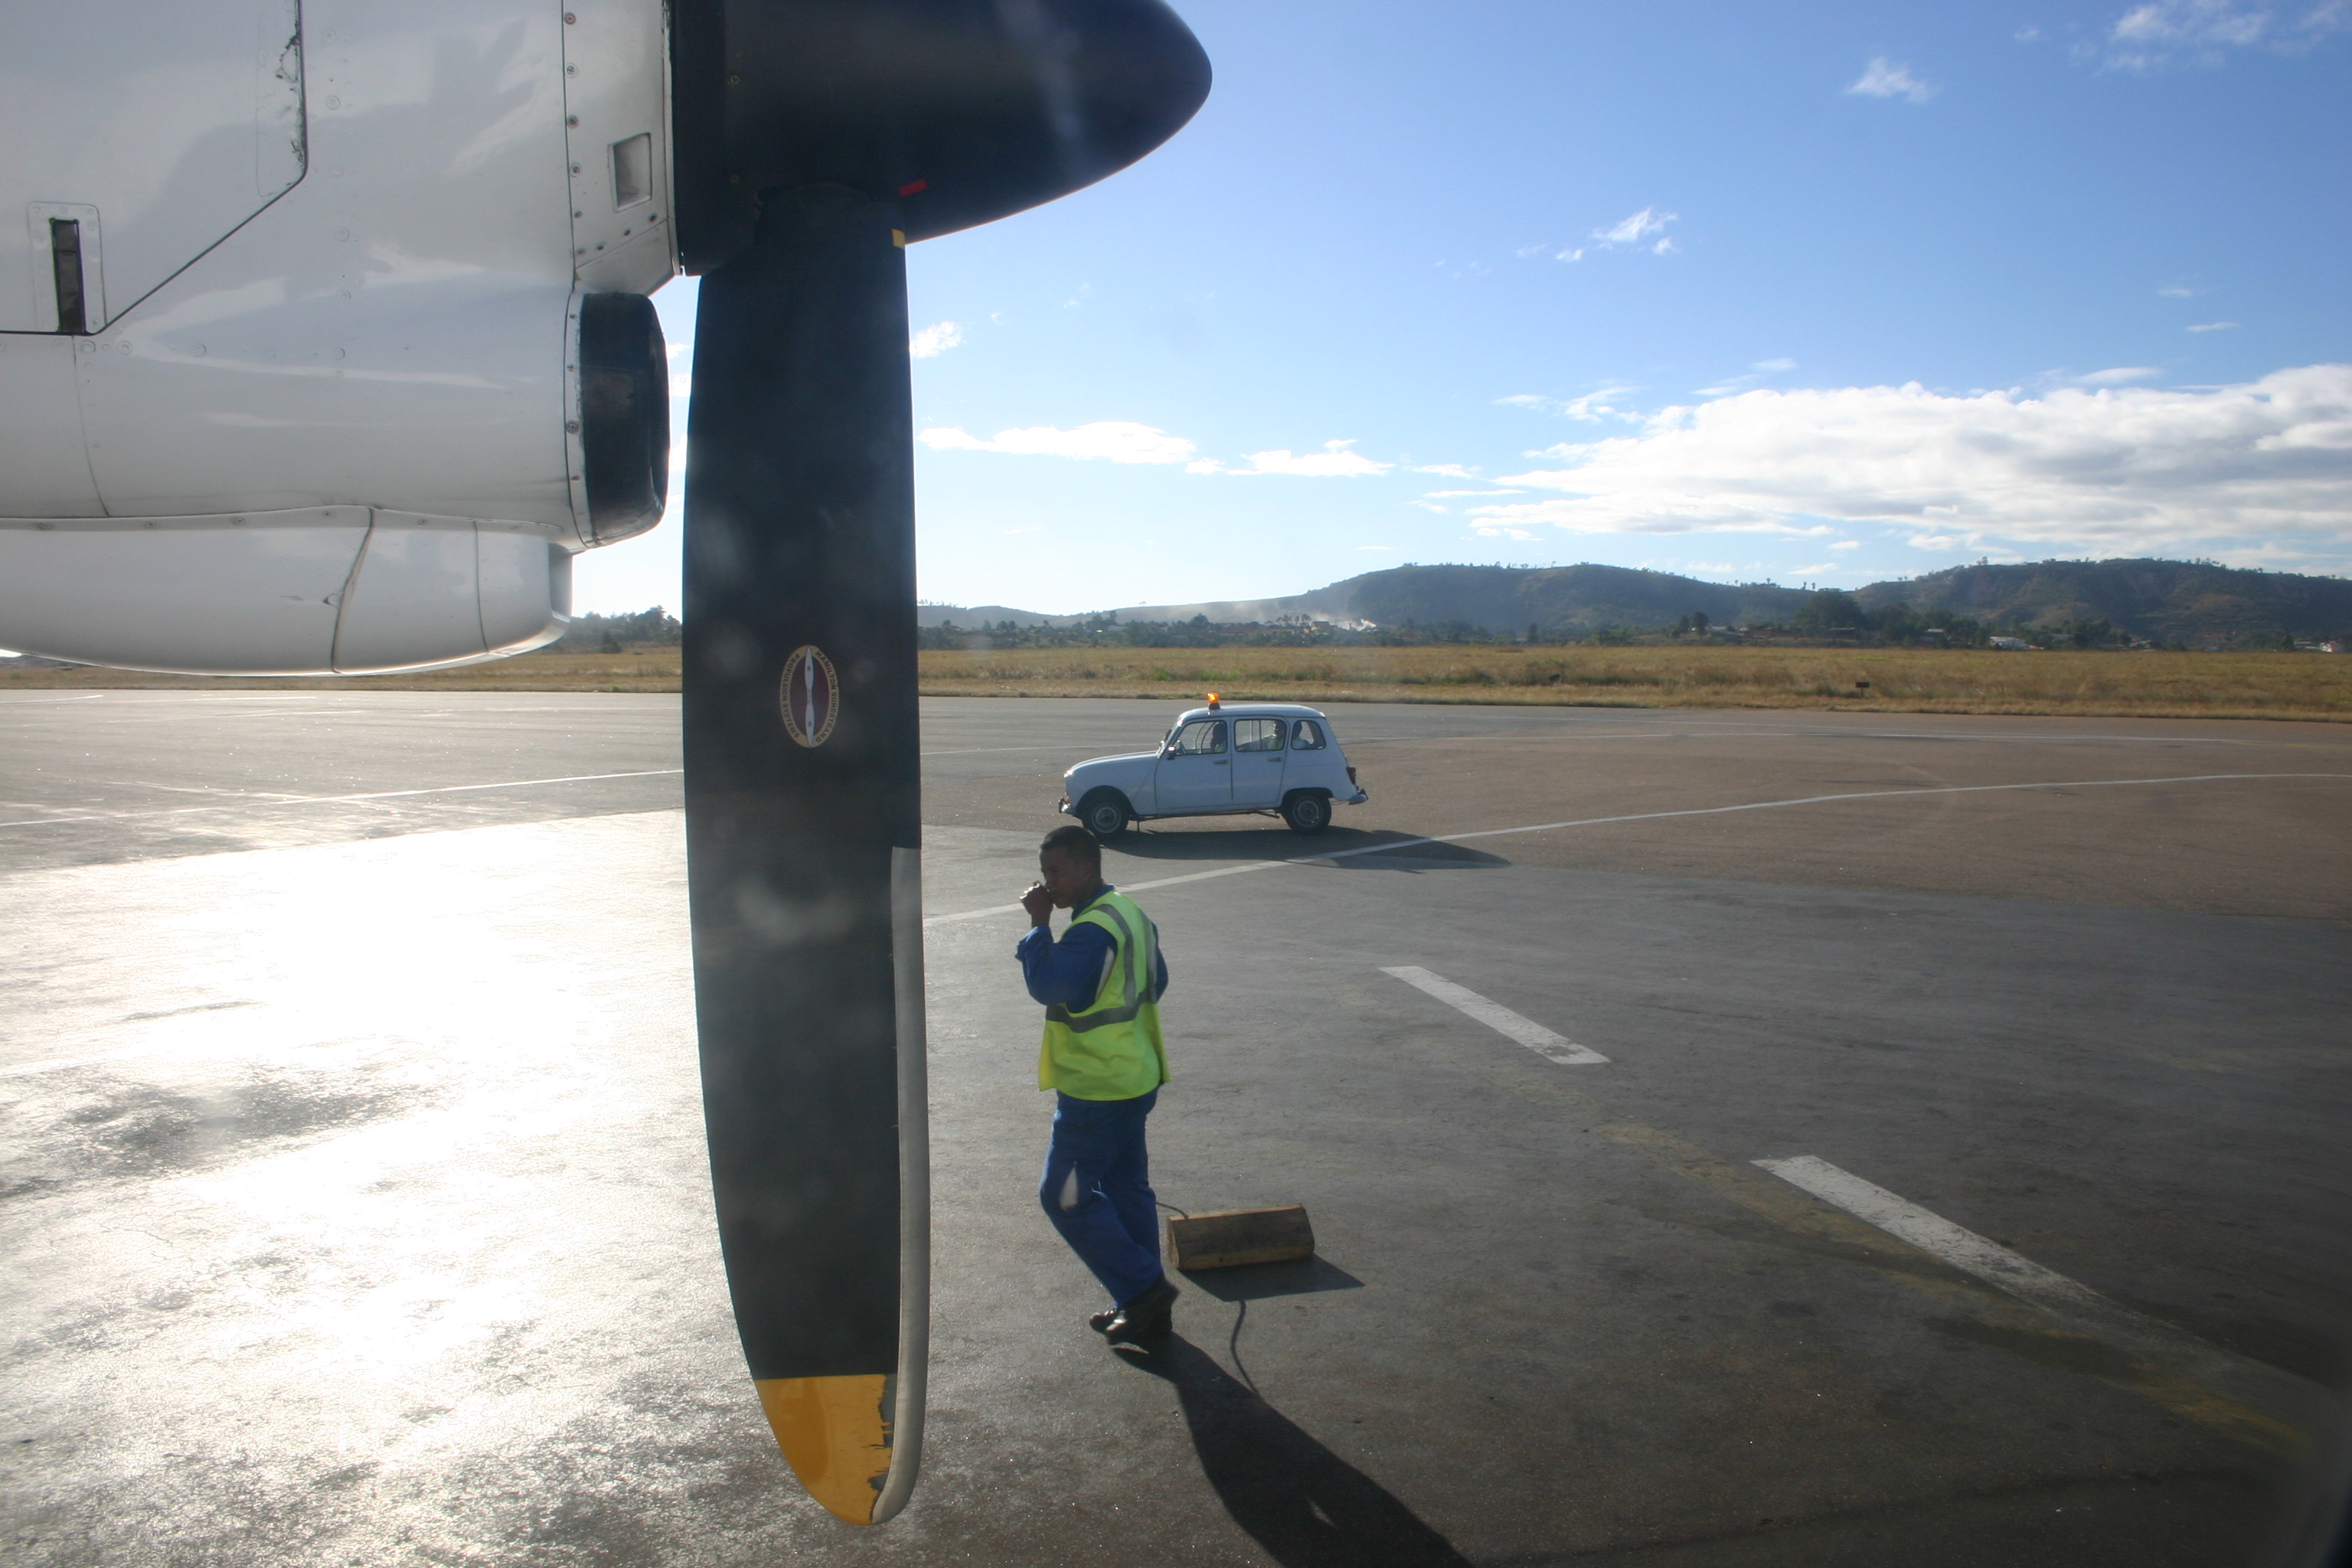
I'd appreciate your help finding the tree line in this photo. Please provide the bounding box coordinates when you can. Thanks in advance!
[550,599,2316,655]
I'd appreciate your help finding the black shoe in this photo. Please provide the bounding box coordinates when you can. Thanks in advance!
[1098,1276,1178,1342]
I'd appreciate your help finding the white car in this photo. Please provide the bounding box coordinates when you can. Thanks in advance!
[1059,701,1368,837]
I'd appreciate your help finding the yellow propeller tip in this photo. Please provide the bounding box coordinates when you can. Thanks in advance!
[756,1374,894,1525]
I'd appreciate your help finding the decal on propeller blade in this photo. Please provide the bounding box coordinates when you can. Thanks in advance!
[780,644,840,747]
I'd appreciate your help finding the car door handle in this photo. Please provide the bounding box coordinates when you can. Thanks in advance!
[1214,759,1227,765]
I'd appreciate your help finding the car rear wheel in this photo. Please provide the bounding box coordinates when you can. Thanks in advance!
[1281,791,1331,835]
[1079,789,1132,838]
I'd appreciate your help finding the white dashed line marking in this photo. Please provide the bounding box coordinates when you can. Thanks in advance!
[1380,965,1608,1065]
[1753,1155,2109,1316]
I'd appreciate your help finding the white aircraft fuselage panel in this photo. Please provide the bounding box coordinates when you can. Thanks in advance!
[0,0,675,673]
[0,0,305,335]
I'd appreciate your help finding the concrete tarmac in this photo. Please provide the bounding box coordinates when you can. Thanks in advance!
[2,691,2347,1566]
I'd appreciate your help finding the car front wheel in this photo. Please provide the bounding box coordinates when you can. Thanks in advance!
[1079,789,1132,838]
[1281,791,1331,835]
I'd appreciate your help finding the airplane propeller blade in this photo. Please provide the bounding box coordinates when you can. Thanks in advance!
[672,0,1209,1525]
[684,182,928,1524]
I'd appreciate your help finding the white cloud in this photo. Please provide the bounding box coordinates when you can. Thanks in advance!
[919,420,1196,464]
[909,321,963,358]
[2017,24,2045,40]
[2158,283,2197,297]
[1508,386,1646,421]
[1699,362,1799,397]
[1592,207,1678,248]
[1830,539,1862,550]
[2074,366,2164,385]
[1848,57,1938,102]
[1465,365,2352,564]
[1424,488,1525,498]
[2105,0,2348,67]
[1565,386,1643,421]
[2188,320,2239,332]
[1410,462,1484,478]
[1229,439,1392,478]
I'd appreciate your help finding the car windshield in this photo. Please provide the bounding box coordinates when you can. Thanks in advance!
[1168,719,1227,755]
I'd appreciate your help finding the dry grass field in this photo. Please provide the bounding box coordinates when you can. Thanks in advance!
[5,642,2347,720]
[920,644,2352,720]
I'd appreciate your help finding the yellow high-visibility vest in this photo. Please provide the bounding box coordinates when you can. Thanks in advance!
[1037,888,1168,1100]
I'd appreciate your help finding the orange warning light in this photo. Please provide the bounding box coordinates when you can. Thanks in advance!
[1205,691,1220,710]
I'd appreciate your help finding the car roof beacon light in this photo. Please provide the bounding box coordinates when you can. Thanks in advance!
[1205,692,1220,710]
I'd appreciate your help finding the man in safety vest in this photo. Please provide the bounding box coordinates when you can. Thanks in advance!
[1018,824,1177,1341]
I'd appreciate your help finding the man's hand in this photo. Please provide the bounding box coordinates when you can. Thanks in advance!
[1020,881,1054,928]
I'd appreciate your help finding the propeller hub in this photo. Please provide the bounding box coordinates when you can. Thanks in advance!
[671,0,1212,270]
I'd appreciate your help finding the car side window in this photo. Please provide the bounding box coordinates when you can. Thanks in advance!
[1233,718,1285,753]
[1290,719,1327,750]
[1171,719,1227,755]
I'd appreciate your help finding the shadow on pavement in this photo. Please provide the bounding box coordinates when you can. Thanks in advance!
[1110,826,1508,871]
[1115,1334,1474,1568]
[1181,1256,1365,1304]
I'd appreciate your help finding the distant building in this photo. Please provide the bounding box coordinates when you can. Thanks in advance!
[2323,639,2347,654]
[1988,635,2032,650]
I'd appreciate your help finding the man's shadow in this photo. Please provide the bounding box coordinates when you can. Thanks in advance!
[1113,1334,1473,1567]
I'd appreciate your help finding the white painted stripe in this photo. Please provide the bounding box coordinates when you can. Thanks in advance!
[289,769,682,804]
[0,768,686,831]
[1380,965,1608,1065]
[922,771,2352,924]
[1754,1155,2112,1318]
[1754,1155,2325,1424]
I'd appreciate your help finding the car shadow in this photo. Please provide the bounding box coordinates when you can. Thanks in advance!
[1114,1334,1475,1567]
[1110,825,1508,871]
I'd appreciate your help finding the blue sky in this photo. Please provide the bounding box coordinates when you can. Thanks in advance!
[581,0,2352,617]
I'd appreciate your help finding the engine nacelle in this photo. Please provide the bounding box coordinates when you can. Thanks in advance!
[0,0,675,673]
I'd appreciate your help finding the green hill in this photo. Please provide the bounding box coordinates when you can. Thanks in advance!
[1341,564,1808,632]
[927,557,2352,645]
[1857,559,2352,645]
[1101,564,1808,633]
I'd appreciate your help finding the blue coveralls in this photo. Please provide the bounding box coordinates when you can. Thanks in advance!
[1016,887,1173,1305]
